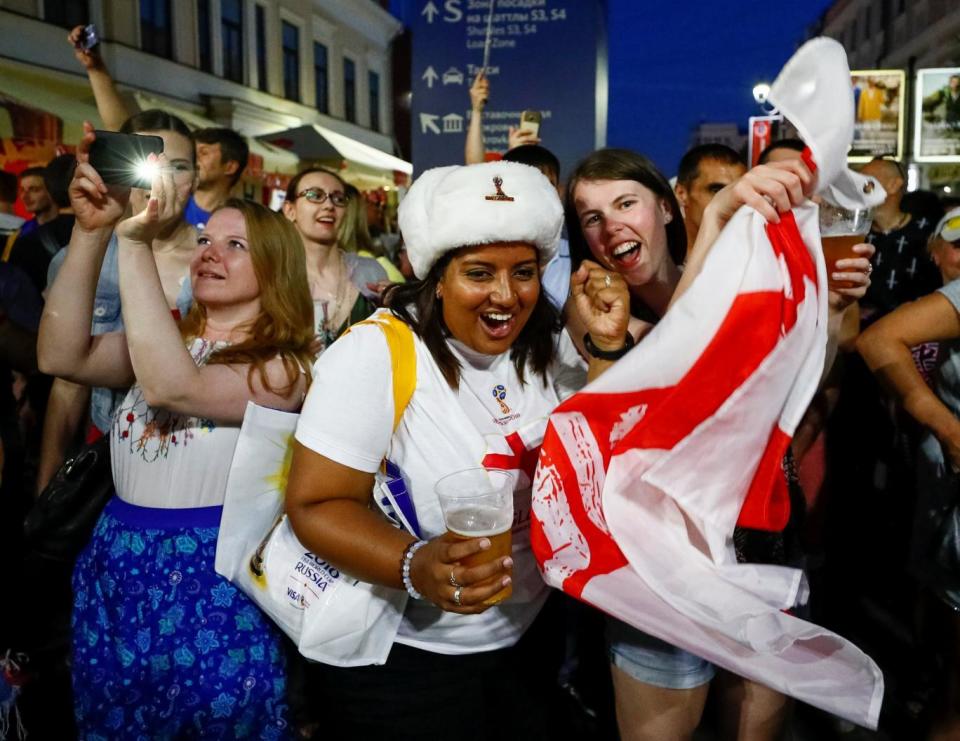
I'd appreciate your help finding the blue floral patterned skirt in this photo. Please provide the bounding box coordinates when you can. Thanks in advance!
[72,497,290,740]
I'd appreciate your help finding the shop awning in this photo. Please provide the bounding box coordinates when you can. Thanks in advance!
[0,106,12,139]
[134,91,212,131]
[257,124,412,179]
[0,58,102,143]
[246,138,300,176]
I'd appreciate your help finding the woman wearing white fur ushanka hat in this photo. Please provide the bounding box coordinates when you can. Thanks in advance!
[284,161,629,739]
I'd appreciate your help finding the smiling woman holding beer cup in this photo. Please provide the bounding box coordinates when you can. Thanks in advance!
[285,161,614,739]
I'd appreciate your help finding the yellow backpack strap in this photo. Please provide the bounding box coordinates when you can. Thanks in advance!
[1,230,19,262]
[341,313,416,431]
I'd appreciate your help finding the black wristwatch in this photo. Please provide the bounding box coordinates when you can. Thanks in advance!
[583,332,635,361]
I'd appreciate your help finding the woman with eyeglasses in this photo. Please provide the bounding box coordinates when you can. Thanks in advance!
[279,168,388,737]
[282,169,387,351]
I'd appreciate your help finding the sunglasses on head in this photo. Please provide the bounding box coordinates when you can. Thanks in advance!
[939,215,960,245]
[295,188,349,207]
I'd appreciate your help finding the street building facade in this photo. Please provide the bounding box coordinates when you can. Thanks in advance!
[811,0,960,193]
[0,0,410,200]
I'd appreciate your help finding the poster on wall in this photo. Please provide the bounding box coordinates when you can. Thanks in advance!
[849,69,904,162]
[915,68,960,163]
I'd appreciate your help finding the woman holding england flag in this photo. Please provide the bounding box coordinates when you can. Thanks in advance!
[562,149,810,741]
[557,140,876,739]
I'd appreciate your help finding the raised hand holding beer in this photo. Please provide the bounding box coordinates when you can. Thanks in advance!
[820,200,873,289]
[409,468,515,613]
[819,199,875,310]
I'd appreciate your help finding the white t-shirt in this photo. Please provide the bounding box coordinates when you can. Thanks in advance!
[295,308,586,654]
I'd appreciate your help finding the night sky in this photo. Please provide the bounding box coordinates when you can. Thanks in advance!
[391,0,836,177]
[605,0,834,175]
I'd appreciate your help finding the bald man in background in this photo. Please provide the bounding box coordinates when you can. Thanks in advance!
[858,157,939,323]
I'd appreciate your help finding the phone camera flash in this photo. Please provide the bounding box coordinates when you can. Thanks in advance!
[134,160,159,185]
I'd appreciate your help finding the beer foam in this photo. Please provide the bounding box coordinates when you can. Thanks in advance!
[445,506,512,538]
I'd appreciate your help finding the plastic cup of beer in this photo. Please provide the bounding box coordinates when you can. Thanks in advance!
[819,201,873,289]
[435,468,515,606]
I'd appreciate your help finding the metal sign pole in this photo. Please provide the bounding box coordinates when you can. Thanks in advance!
[482,0,497,73]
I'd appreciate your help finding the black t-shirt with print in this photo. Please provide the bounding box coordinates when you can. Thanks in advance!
[862,214,940,321]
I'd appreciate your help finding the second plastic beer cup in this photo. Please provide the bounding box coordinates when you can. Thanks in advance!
[819,200,873,289]
[435,468,515,606]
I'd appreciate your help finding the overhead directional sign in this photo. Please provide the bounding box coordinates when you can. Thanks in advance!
[396,0,606,178]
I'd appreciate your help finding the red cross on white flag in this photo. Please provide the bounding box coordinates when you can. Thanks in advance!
[531,201,883,729]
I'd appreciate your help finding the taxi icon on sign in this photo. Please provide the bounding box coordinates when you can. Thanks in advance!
[442,67,465,85]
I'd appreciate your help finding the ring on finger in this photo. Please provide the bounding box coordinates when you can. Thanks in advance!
[449,570,461,588]
[866,263,873,274]
[603,274,612,288]
[453,585,463,607]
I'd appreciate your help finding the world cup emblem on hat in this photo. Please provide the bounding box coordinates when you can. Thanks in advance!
[492,384,511,414]
[485,176,515,202]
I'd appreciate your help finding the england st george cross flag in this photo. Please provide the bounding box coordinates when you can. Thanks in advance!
[531,39,885,730]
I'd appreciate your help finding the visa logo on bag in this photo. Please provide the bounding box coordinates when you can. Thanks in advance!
[285,551,360,610]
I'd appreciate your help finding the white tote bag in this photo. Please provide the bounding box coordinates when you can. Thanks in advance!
[216,315,417,667]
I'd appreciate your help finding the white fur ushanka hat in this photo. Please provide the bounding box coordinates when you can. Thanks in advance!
[398,161,563,279]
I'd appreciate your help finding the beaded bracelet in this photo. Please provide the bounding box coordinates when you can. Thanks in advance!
[400,539,428,600]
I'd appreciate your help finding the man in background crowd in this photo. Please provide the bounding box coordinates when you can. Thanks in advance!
[6,155,77,296]
[185,128,249,230]
[501,144,570,308]
[859,156,940,323]
[757,137,806,165]
[0,171,25,248]
[674,144,747,252]
[12,167,57,244]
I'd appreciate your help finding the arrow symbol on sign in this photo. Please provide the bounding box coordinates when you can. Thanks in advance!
[422,66,438,88]
[422,1,439,23]
[420,113,441,134]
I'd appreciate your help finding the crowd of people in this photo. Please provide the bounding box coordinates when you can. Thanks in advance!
[2,28,960,741]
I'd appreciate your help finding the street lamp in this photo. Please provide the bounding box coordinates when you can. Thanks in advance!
[752,83,771,106]
[748,82,780,167]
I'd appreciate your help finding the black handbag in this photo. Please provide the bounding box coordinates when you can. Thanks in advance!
[23,435,113,562]
[931,499,960,590]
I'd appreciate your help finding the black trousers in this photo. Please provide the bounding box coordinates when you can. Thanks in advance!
[289,595,566,741]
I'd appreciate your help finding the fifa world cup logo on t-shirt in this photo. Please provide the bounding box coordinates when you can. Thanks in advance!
[492,385,511,415]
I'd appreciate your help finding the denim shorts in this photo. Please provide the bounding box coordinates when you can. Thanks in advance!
[606,616,715,690]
